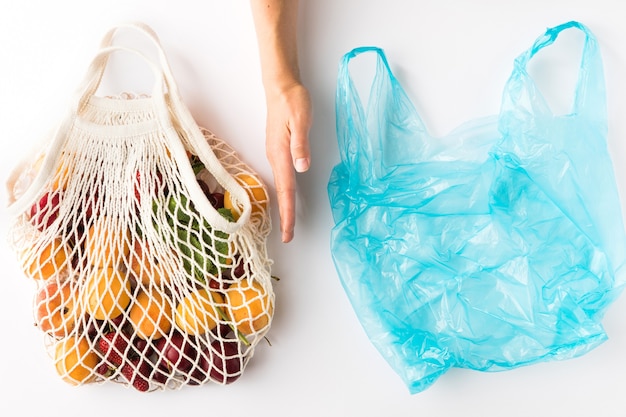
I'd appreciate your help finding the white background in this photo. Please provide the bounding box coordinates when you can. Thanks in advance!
[1,1,626,416]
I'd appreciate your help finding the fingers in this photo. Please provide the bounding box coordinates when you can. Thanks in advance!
[266,84,312,243]
[294,157,309,173]
[267,136,297,243]
[291,128,311,173]
[290,90,312,173]
[275,174,296,243]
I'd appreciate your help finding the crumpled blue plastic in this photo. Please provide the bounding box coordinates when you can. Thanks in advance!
[327,21,626,394]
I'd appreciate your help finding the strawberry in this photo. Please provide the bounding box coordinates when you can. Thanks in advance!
[95,362,116,378]
[121,358,151,392]
[133,377,150,392]
[97,331,129,367]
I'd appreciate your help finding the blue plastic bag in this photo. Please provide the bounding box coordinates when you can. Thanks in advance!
[327,21,626,394]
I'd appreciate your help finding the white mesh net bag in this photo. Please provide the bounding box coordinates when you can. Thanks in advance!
[5,22,275,392]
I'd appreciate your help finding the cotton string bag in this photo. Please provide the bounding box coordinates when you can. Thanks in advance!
[6,22,275,391]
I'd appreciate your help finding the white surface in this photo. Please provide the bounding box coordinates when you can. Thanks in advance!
[1,1,625,416]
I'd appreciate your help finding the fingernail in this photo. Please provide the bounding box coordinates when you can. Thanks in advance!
[282,229,294,243]
[295,158,310,172]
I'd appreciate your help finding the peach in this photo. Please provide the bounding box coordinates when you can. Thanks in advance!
[129,240,170,288]
[23,238,72,280]
[34,278,81,338]
[224,173,269,220]
[174,289,223,336]
[224,277,273,335]
[83,267,132,321]
[128,288,173,340]
[54,335,99,385]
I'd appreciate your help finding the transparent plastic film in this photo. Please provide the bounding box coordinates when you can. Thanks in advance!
[328,21,626,394]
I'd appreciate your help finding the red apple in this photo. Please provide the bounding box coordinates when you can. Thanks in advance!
[30,191,61,231]
[154,331,197,373]
[187,347,211,386]
[209,339,243,384]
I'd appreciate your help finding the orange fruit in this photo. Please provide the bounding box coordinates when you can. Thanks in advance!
[23,238,72,280]
[82,267,132,321]
[174,288,223,336]
[128,288,173,340]
[85,216,131,268]
[224,173,268,220]
[129,240,170,288]
[224,277,273,335]
[54,335,99,385]
[34,278,81,337]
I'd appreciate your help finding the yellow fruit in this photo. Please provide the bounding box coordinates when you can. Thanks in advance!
[23,238,72,280]
[129,289,173,340]
[174,288,223,336]
[224,277,273,335]
[83,267,132,320]
[54,336,99,385]
[224,173,268,220]
[85,217,131,268]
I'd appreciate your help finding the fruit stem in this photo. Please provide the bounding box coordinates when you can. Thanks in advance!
[209,292,250,346]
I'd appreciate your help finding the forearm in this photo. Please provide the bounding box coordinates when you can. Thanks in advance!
[249,0,311,243]
[249,0,301,93]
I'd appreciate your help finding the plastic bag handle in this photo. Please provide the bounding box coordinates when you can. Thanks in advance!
[504,21,605,120]
[336,47,375,179]
[336,46,426,188]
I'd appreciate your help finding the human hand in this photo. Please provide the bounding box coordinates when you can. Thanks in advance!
[264,81,312,243]
[249,0,310,242]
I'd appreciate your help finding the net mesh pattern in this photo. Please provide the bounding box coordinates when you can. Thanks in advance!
[8,93,274,391]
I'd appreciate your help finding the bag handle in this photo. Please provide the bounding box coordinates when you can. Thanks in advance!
[503,21,605,121]
[9,23,253,234]
[73,44,168,114]
[336,46,376,181]
[93,22,253,233]
[6,45,167,219]
[336,46,427,188]
[63,22,175,122]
